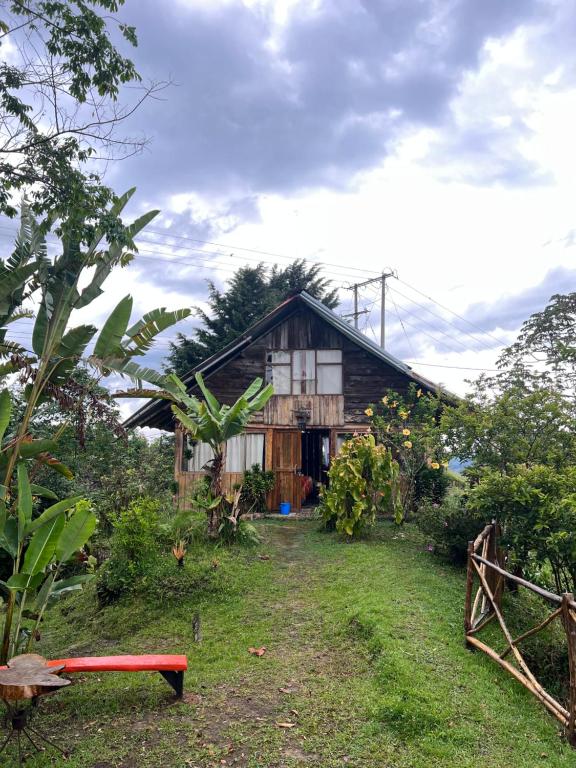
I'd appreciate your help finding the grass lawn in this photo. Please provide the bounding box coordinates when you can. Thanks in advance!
[5,520,574,767]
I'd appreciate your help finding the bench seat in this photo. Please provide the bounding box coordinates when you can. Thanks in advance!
[46,654,187,674]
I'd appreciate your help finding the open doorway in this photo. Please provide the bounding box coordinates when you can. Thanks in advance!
[300,429,330,506]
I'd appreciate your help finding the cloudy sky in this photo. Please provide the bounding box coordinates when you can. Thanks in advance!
[5,0,576,405]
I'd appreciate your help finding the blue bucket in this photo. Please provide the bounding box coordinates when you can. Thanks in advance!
[279,502,291,516]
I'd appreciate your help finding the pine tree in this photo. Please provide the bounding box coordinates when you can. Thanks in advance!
[165,260,339,376]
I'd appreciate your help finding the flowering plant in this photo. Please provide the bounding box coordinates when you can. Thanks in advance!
[320,434,400,534]
[369,383,447,522]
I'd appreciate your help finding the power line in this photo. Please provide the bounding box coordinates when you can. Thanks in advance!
[387,289,416,359]
[396,276,510,348]
[406,361,502,372]
[388,285,500,352]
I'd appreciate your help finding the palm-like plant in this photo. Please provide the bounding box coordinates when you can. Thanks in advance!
[169,373,273,535]
[0,192,191,662]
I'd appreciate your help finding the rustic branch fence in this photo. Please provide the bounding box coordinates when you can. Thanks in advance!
[465,521,576,745]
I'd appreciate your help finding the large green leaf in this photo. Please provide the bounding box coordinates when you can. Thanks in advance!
[0,389,10,444]
[0,261,38,304]
[23,513,65,576]
[195,373,221,418]
[0,518,18,557]
[31,301,48,356]
[30,484,58,501]
[18,439,58,458]
[17,462,32,543]
[6,572,44,592]
[55,506,97,563]
[124,307,191,357]
[26,495,83,535]
[93,295,133,358]
[47,324,97,387]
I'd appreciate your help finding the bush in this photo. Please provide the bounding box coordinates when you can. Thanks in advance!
[238,464,275,516]
[417,489,487,564]
[320,434,399,536]
[96,497,165,604]
[414,465,450,506]
[468,465,576,594]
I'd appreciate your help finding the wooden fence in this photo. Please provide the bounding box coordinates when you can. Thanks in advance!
[465,521,576,745]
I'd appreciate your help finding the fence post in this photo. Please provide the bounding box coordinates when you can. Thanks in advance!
[486,520,502,610]
[561,593,576,745]
[464,541,474,645]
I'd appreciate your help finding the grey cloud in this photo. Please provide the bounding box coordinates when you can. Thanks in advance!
[382,266,575,359]
[110,0,547,204]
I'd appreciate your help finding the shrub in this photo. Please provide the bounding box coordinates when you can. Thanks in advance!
[320,434,399,536]
[96,497,165,604]
[414,464,450,506]
[238,464,275,516]
[468,465,576,593]
[417,489,487,564]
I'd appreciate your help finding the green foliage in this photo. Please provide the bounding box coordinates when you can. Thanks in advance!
[238,464,275,516]
[321,434,399,536]
[500,293,576,395]
[441,372,576,473]
[0,0,152,239]
[417,489,486,564]
[96,498,164,604]
[468,465,576,594]
[0,201,189,661]
[165,261,339,376]
[169,373,273,536]
[370,383,446,521]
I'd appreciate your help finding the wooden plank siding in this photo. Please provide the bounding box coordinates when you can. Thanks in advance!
[174,306,419,511]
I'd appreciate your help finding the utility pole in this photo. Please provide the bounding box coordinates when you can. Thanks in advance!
[345,270,397,349]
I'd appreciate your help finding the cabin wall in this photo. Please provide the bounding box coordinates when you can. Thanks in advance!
[174,307,417,511]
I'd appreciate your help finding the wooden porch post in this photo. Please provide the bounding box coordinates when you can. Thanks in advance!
[562,593,576,745]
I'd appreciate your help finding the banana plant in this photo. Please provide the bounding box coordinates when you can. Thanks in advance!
[0,194,191,662]
[169,373,273,536]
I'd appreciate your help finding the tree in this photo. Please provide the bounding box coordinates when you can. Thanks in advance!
[165,261,339,376]
[0,1,164,240]
[168,373,273,536]
[441,371,576,475]
[0,197,190,662]
[500,293,576,394]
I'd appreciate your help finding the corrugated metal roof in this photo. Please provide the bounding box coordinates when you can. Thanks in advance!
[124,291,446,429]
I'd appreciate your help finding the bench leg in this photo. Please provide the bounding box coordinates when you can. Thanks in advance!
[159,670,184,698]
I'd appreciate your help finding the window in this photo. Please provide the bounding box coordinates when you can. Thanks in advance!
[266,351,291,394]
[183,439,214,472]
[265,349,342,395]
[226,433,265,472]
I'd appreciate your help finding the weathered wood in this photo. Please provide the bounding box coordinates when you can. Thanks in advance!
[471,559,567,719]
[263,395,344,427]
[471,553,563,606]
[500,607,563,660]
[466,635,569,726]
[562,593,576,744]
[472,523,493,553]
[464,541,475,635]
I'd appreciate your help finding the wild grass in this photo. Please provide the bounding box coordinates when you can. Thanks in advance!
[4,521,574,767]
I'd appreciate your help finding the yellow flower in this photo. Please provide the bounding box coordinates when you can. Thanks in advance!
[382,396,389,404]
[399,410,409,420]
[402,428,411,436]
[403,440,412,449]
[431,461,440,470]
[364,407,373,417]
[416,388,423,398]
[386,424,391,432]
[391,400,398,408]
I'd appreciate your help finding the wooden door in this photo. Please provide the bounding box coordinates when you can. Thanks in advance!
[271,430,302,511]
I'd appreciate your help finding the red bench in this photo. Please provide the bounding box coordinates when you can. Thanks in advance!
[45,654,188,697]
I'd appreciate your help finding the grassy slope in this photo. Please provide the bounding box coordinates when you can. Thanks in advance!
[7,521,573,767]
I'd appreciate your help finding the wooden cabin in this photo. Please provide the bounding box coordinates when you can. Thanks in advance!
[125,291,441,512]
